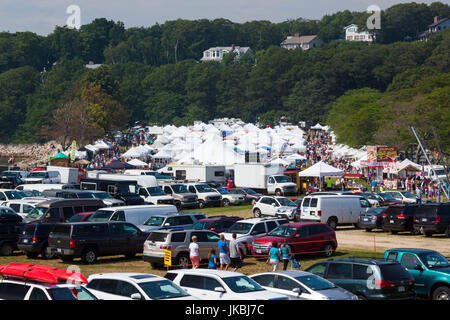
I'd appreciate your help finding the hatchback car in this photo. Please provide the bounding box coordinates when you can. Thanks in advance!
[250,271,358,300]
[306,258,415,300]
[357,207,389,231]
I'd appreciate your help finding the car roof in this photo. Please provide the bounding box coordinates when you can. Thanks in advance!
[326,257,395,265]
[167,269,245,278]
[198,216,240,222]
[280,222,328,228]
[385,248,437,254]
[88,273,164,283]
[251,270,312,278]
[1,279,84,289]
[235,217,287,224]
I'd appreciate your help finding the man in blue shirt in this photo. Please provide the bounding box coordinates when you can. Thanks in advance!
[218,234,230,271]
[371,179,377,192]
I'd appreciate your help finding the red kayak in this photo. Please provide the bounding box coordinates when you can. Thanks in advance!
[0,263,88,284]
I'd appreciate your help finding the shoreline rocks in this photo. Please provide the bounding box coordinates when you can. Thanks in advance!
[0,141,64,170]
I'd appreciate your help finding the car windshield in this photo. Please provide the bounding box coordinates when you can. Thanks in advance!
[228,222,253,234]
[27,207,47,219]
[277,198,296,207]
[88,210,112,222]
[192,221,209,230]
[400,191,415,199]
[364,193,381,201]
[218,189,230,195]
[29,172,47,178]
[2,172,18,177]
[138,280,189,299]
[77,193,97,199]
[274,176,291,183]
[171,185,189,193]
[195,185,214,193]
[244,189,257,195]
[295,275,336,291]
[268,226,298,237]
[367,207,388,215]
[147,187,166,196]
[379,193,396,201]
[4,191,24,200]
[48,287,97,300]
[92,192,112,199]
[144,216,165,226]
[418,251,450,269]
[222,276,265,293]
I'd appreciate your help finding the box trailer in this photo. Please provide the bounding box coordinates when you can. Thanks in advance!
[158,164,226,185]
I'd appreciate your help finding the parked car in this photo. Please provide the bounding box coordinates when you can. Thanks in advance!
[41,189,125,207]
[357,207,389,231]
[23,170,61,184]
[86,273,195,300]
[161,184,199,210]
[214,188,245,206]
[192,216,242,233]
[186,183,222,208]
[252,196,298,220]
[17,223,56,259]
[306,257,415,300]
[140,212,206,232]
[67,212,95,223]
[221,217,289,256]
[47,221,150,264]
[228,188,263,204]
[382,204,419,234]
[413,203,450,237]
[384,248,450,300]
[0,263,96,300]
[143,229,221,268]
[0,206,23,224]
[88,205,178,231]
[24,199,105,223]
[252,222,337,258]
[0,189,25,201]
[0,221,25,256]
[1,199,44,219]
[165,269,289,300]
[377,192,403,206]
[250,271,358,300]
[384,191,417,204]
[300,195,372,229]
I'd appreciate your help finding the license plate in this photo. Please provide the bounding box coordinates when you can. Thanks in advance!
[23,239,28,243]
[363,218,369,222]
[398,286,405,292]
[256,250,262,254]
[422,218,427,222]
[57,248,63,253]
[390,220,394,224]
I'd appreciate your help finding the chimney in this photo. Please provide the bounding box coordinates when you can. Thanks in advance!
[434,16,439,24]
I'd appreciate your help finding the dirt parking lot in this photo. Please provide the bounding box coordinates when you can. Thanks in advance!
[335,227,450,256]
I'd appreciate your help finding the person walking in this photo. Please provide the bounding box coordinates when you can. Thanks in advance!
[218,234,230,270]
[188,235,200,269]
[415,185,422,204]
[266,241,281,271]
[207,249,218,269]
[280,239,293,271]
[229,233,243,272]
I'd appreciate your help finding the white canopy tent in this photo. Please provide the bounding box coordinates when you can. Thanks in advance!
[298,161,344,178]
[127,159,148,167]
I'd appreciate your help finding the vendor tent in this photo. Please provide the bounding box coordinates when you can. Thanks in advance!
[50,152,68,161]
[298,161,344,178]
[127,159,148,167]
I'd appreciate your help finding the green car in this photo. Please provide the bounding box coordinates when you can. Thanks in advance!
[384,248,450,300]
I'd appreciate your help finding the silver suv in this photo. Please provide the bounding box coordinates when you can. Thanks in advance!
[143,229,220,269]
[140,212,206,232]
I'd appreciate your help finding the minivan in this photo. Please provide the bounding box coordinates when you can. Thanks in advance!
[88,205,178,231]
[23,171,61,184]
[25,199,105,223]
[300,195,372,229]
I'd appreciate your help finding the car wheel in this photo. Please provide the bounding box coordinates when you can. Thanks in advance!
[125,252,136,259]
[26,252,39,259]
[326,217,338,230]
[424,231,433,237]
[176,253,190,268]
[81,248,98,264]
[41,245,55,259]
[253,208,262,218]
[175,202,181,211]
[323,243,335,257]
[198,200,206,209]
[275,189,282,196]
[390,230,398,235]
[432,286,450,300]
[61,256,74,263]
[365,228,372,232]
[445,226,450,238]
[0,243,13,256]
[357,294,367,300]
[222,199,230,207]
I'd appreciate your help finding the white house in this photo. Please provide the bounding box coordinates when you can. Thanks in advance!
[280,34,323,50]
[200,45,252,62]
[344,24,374,42]
[418,17,450,41]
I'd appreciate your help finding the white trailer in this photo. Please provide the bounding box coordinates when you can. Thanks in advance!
[233,163,297,195]
[158,164,226,184]
[46,166,79,184]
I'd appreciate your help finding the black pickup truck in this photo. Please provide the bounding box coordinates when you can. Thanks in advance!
[47,222,150,264]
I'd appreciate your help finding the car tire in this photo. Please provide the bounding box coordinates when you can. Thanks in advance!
[390,230,398,235]
[323,243,335,257]
[326,217,338,230]
[198,200,206,209]
[357,294,367,300]
[175,202,181,211]
[432,286,450,301]
[222,199,230,207]
[176,253,190,268]
[365,228,372,232]
[41,245,55,260]
[61,256,74,263]
[81,247,98,264]
[424,231,433,237]
[275,189,282,196]
[0,243,13,256]
[253,208,262,218]
[125,252,136,259]
[26,252,39,259]
[445,226,450,238]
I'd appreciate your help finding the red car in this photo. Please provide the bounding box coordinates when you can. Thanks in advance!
[252,222,337,257]
[191,216,242,233]
[67,212,95,223]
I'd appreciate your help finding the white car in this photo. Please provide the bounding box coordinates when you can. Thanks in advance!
[86,273,196,300]
[384,191,417,204]
[0,189,25,202]
[1,200,43,219]
[250,271,358,300]
[252,196,297,220]
[221,217,289,256]
[214,188,245,206]
[165,269,289,300]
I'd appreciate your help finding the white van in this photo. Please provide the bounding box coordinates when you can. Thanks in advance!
[185,183,222,208]
[16,184,75,194]
[88,205,178,231]
[300,195,372,229]
[23,171,61,184]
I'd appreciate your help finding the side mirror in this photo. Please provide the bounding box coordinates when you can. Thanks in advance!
[130,293,143,300]
[214,287,225,293]
[292,288,302,295]
[271,203,276,207]
[164,223,170,227]
[414,264,424,271]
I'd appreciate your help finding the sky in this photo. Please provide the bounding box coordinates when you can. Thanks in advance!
[0,0,447,35]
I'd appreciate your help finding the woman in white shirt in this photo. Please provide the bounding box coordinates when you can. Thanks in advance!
[189,235,200,269]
